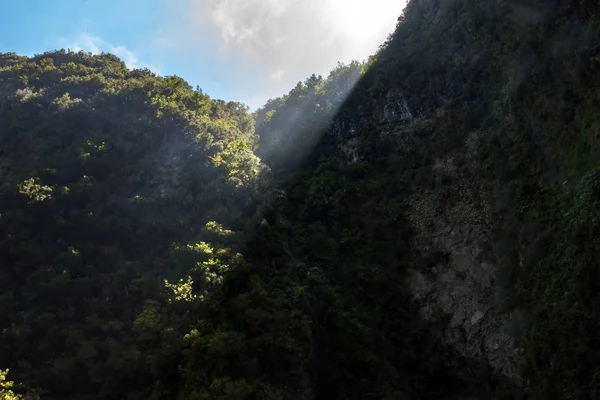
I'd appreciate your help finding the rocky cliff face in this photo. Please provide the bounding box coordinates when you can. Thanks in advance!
[405,130,521,384]
[257,1,600,397]
[329,89,524,386]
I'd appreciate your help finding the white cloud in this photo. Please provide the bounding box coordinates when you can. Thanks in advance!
[181,0,406,106]
[63,33,161,73]
[270,69,284,80]
[77,33,102,55]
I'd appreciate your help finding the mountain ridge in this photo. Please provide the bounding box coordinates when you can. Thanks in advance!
[1,0,600,398]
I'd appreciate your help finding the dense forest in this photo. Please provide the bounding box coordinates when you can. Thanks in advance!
[2,0,600,398]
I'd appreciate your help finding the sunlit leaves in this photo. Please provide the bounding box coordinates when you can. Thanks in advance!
[167,232,246,303]
[203,221,234,237]
[0,369,37,400]
[150,75,211,120]
[13,88,39,103]
[17,178,52,202]
[0,369,18,400]
[264,109,276,122]
[210,139,264,187]
[0,50,266,400]
[51,92,82,111]
[256,61,365,173]
[164,276,198,303]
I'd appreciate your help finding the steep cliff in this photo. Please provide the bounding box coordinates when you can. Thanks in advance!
[2,0,600,399]
[257,0,600,398]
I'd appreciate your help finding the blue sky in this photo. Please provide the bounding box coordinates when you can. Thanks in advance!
[1,0,405,109]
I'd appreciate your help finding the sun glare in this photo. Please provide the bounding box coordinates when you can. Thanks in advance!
[328,0,405,41]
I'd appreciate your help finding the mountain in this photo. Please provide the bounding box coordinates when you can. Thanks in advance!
[2,0,600,399]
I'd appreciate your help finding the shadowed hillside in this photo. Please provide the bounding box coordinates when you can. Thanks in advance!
[1,0,600,398]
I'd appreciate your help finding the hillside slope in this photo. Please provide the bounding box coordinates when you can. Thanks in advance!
[256,0,600,398]
[1,0,600,399]
[0,50,274,399]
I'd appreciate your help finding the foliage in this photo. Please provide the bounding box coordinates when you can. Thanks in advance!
[0,50,266,399]
[0,369,38,400]
[2,0,600,398]
[255,0,600,398]
[256,62,363,177]
[0,370,19,400]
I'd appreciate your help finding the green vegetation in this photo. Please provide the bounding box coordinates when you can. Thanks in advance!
[256,0,600,398]
[2,0,600,398]
[0,50,270,399]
